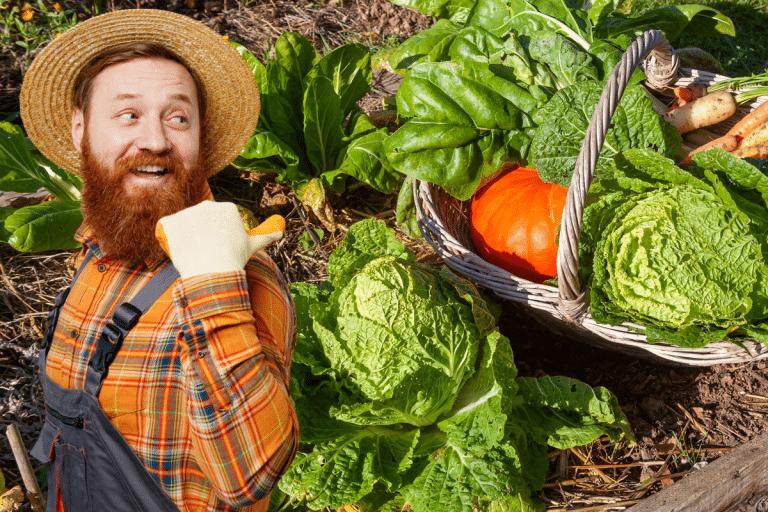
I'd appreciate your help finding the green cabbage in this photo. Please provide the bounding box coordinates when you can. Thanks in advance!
[581,148,768,347]
[283,219,634,511]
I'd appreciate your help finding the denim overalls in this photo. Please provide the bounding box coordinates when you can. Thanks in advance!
[31,249,181,511]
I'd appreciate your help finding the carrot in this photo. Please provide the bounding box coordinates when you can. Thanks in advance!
[684,128,721,147]
[726,100,768,139]
[680,134,738,166]
[731,140,768,159]
[739,117,768,148]
[661,91,737,134]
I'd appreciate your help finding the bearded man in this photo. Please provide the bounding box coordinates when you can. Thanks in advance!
[20,9,298,512]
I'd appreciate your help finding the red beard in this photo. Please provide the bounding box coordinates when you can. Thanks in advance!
[79,138,209,266]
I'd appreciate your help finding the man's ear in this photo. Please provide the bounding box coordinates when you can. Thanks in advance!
[71,108,84,155]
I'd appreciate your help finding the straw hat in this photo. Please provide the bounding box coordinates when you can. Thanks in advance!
[20,9,260,177]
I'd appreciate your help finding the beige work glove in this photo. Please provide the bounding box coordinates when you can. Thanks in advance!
[155,201,284,280]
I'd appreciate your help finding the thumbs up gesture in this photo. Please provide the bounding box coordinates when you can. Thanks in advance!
[155,201,284,280]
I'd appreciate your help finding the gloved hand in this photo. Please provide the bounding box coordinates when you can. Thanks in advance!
[155,201,284,280]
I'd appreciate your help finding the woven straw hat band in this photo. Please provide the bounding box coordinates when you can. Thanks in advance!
[20,9,260,178]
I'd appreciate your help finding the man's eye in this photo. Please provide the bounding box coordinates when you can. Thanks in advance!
[119,112,137,120]
[171,116,188,124]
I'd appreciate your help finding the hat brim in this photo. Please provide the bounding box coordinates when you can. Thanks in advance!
[20,9,260,178]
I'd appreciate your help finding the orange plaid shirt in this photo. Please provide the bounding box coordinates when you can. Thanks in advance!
[44,200,298,511]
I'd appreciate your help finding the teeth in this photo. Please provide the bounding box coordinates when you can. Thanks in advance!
[136,165,165,174]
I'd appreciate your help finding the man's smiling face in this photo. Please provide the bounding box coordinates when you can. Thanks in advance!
[72,55,209,266]
[72,57,202,196]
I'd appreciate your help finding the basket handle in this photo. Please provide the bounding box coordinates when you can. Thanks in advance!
[555,30,679,321]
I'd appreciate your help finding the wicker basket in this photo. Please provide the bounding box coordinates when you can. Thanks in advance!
[414,30,768,366]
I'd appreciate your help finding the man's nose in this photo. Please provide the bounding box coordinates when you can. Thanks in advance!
[138,119,171,153]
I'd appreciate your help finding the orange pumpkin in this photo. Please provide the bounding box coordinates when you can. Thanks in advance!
[469,163,568,283]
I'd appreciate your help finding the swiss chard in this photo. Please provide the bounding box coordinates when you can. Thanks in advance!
[0,122,82,252]
[232,35,401,230]
[383,59,549,200]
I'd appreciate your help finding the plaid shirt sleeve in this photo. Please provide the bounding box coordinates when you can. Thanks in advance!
[173,251,298,507]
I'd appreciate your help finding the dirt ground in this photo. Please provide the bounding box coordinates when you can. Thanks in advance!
[2,0,768,510]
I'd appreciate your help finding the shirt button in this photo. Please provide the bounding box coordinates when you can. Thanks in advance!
[97,264,106,272]
[70,329,78,338]
[196,350,205,359]
[179,297,188,308]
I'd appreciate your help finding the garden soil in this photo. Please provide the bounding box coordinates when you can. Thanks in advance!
[2,0,768,509]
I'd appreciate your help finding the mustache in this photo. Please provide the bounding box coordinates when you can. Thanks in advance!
[113,151,187,176]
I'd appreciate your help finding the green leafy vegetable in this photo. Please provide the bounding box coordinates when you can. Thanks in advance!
[231,36,401,229]
[283,219,635,510]
[5,200,83,252]
[0,122,83,252]
[529,81,683,187]
[384,59,547,200]
[581,148,768,348]
[526,31,599,87]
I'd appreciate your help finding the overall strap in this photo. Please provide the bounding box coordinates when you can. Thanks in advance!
[85,261,180,397]
[43,249,96,354]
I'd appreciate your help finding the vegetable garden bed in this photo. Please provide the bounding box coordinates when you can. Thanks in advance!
[2,0,768,510]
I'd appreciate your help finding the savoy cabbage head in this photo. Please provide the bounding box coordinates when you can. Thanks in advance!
[282,219,634,512]
[581,148,768,347]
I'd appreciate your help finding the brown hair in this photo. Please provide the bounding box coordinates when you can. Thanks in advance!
[72,41,206,118]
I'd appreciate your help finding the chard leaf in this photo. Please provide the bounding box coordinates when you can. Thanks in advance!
[0,122,81,201]
[387,0,473,20]
[597,5,734,42]
[527,31,599,87]
[6,200,82,252]
[449,27,507,63]
[530,81,682,187]
[395,176,421,239]
[586,0,620,26]
[388,20,462,70]
[464,0,513,37]
[331,129,401,194]
[511,376,634,448]
[303,77,345,175]
[306,43,372,118]
[588,38,645,83]
[0,207,13,243]
[508,0,593,50]
[0,122,40,193]
[384,60,542,200]
[275,31,319,84]
[503,34,536,85]
[231,42,268,91]
[345,107,379,139]
[231,127,303,177]
[263,63,305,159]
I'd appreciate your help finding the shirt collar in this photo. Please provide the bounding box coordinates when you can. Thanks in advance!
[75,184,214,270]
